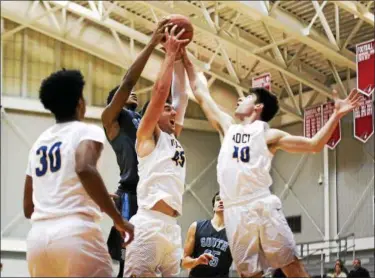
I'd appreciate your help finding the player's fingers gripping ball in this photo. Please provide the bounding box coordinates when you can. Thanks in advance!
[161,14,194,46]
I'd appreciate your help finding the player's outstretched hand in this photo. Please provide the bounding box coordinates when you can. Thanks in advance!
[164,24,189,56]
[333,88,361,117]
[114,218,135,247]
[150,18,173,47]
[195,253,214,266]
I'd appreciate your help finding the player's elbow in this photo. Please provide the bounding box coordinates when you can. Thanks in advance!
[309,140,323,153]
[75,163,95,177]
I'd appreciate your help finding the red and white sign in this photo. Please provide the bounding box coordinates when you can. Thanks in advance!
[252,73,271,91]
[353,93,374,143]
[304,104,323,139]
[356,39,374,97]
[322,102,341,149]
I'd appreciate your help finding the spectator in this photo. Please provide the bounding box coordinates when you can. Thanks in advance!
[348,258,370,278]
[330,262,347,278]
[336,259,349,276]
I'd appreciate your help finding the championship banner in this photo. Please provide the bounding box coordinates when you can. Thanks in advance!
[356,39,374,97]
[252,73,271,91]
[304,104,322,139]
[353,93,374,143]
[322,102,341,149]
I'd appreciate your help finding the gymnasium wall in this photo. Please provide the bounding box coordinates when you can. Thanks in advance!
[335,115,374,238]
[271,122,325,243]
[271,115,374,243]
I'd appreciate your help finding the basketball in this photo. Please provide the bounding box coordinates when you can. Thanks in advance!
[163,14,194,46]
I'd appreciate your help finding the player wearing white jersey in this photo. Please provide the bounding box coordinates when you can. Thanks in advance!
[123,25,190,277]
[180,50,360,278]
[23,69,134,277]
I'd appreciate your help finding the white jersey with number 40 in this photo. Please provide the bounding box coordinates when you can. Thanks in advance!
[217,120,273,207]
[26,121,106,222]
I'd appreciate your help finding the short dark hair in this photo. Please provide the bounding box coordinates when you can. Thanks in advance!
[250,87,279,122]
[212,191,220,208]
[139,84,173,116]
[107,86,119,105]
[140,98,172,117]
[39,69,85,121]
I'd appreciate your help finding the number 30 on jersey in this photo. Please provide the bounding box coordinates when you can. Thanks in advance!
[35,142,62,177]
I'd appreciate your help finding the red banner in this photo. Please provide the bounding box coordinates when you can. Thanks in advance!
[304,104,322,139]
[252,73,271,91]
[356,39,374,97]
[322,102,341,149]
[353,93,374,143]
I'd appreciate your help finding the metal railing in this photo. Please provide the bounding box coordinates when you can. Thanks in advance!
[296,234,356,277]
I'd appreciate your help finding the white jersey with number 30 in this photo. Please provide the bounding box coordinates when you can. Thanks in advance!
[217,120,273,207]
[26,121,106,222]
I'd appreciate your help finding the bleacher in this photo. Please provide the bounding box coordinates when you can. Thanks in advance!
[298,234,374,277]
[303,256,374,277]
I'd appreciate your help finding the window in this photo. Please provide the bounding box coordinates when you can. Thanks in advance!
[286,215,301,233]
[3,20,23,96]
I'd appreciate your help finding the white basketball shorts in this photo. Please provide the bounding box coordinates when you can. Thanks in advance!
[26,214,113,277]
[123,208,182,277]
[224,194,298,277]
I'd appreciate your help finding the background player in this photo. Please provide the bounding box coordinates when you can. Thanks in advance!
[23,69,134,277]
[123,25,189,277]
[102,18,171,277]
[180,49,360,277]
[182,191,233,278]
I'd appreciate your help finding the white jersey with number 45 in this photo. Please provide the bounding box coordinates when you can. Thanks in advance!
[26,121,106,222]
[217,120,273,207]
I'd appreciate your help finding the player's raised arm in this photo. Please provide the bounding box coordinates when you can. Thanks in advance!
[268,89,360,154]
[101,19,172,138]
[171,58,189,138]
[181,48,234,138]
[136,25,189,142]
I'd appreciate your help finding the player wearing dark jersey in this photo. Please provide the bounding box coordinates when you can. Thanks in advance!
[102,19,172,277]
[182,192,233,278]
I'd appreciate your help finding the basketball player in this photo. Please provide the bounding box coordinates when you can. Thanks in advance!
[123,25,190,277]
[180,49,360,277]
[23,69,134,277]
[102,18,172,277]
[182,191,233,277]
[103,18,189,277]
